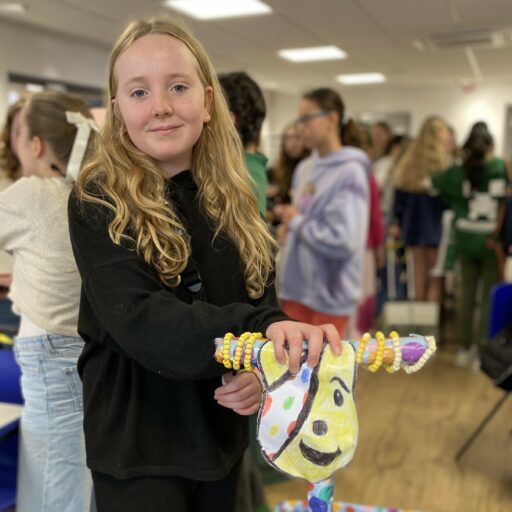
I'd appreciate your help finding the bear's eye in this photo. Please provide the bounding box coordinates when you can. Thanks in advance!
[333,389,343,407]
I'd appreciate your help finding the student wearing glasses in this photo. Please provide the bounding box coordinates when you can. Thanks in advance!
[276,88,370,336]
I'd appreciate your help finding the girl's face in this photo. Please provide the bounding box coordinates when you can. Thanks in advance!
[9,110,22,158]
[296,99,333,150]
[114,34,212,177]
[282,126,305,159]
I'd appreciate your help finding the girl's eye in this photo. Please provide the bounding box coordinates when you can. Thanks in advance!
[131,89,146,98]
[171,84,187,93]
[333,389,343,407]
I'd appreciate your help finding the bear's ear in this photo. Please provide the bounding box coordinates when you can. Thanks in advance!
[257,342,290,389]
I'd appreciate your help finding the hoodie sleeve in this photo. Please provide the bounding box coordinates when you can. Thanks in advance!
[68,190,289,381]
[288,162,369,259]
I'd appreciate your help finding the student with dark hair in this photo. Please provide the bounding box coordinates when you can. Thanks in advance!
[277,87,370,336]
[431,123,507,369]
[218,71,268,216]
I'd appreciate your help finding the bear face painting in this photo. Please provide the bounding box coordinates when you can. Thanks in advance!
[257,342,358,483]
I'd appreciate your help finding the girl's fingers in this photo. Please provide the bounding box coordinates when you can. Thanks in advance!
[267,325,286,365]
[234,402,261,416]
[217,395,261,411]
[216,383,259,403]
[286,326,304,374]
[214,372,262,400]
[305,326,323,368]
[320,324,342,355]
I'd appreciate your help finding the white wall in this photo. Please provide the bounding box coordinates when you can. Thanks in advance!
[2,19,511,164]
[0,19,109,119]
[263,82,512,164]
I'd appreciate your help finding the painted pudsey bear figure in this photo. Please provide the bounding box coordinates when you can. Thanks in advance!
[256,343,358,483]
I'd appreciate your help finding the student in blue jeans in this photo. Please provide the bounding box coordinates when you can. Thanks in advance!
[0,91,97,512]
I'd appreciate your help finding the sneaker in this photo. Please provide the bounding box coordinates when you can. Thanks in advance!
[454,348,472,367]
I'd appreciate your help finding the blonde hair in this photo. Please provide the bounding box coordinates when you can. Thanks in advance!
[76,18,274,298]
[0,98,25,180]
[394,116,450,192]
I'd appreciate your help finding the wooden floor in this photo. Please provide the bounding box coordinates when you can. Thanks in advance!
[264,345,512,512]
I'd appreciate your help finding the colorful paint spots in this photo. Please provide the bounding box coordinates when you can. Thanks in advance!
[283,396,295,410]
[287,420,296,436]
[301,367,310,383]
[262,394,272,417]
[308,496,328,512]
[270,424,279,437]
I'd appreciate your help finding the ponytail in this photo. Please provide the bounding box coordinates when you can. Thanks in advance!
[341,118,368,151]
[463,132,492,191]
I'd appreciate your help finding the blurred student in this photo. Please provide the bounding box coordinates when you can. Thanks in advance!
[431,124,506,368]
[268,122,309,206]
[277,87,370,336]
[219,71,268,216]
[392,116,452,302]
[0,91,97,512]
[0,99,24,306]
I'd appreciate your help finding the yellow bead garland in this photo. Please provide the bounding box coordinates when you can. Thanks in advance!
[356,332,370,365]
[368,331,385,372]
[222,332,234,368]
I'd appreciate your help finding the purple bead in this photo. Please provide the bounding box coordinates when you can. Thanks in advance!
[401,341,425,362]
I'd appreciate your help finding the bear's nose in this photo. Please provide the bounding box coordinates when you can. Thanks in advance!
[312,420,328,436]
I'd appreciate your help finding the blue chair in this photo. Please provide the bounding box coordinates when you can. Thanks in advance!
[0,349,22,405]
[487,283,512,338]
[455,283,512,461]
[0,347,22,511]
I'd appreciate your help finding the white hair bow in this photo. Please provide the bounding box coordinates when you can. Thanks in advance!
[65,111,99,181]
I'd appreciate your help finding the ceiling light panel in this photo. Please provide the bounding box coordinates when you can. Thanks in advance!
[336,73,386,85]
[278,46,347,63]
[164,0,272,20]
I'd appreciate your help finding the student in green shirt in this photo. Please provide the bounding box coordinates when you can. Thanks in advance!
[219,72,268,217]
[431,123,506,369]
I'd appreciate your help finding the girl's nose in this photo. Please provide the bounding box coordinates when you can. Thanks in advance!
[152,93,173,118]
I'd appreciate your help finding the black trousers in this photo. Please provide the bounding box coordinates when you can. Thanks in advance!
[92,459,243,512]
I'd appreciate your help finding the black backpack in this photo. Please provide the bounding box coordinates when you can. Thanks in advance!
[481,325,512,391]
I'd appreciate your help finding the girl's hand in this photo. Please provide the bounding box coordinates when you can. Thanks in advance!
[281,205,298,225]
[265,321,342,374]
[214,372,262,416]
[276,223,288,246]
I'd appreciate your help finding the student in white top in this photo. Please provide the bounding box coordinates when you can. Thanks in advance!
[0,91,97,512]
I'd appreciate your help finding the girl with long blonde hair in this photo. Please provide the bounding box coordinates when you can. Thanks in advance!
[392,115,452,302]
[68,18,341,511]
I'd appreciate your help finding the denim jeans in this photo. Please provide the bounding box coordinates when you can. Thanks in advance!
[14,334,95,512]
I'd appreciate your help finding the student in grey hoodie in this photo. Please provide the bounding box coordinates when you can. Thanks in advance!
[277,88,370,336]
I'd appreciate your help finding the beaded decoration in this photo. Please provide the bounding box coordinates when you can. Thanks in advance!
[386,330,402,373]
[403,335,436,374]
[233,332,250,370]
[367,331,385,372]
[222,332,234,368]
[243,332,260,372]
[355,332,370,365]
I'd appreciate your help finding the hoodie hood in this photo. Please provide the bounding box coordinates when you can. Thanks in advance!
[312,146,371,175]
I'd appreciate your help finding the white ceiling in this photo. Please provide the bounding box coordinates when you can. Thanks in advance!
[1,0,512,92]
